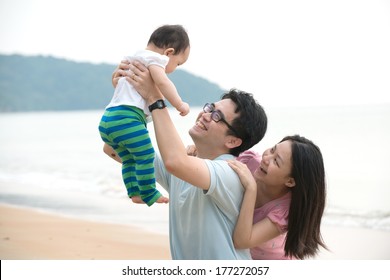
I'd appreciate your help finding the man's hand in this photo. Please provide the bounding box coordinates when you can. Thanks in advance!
[127,61,164,105]
[186,145,197,156]
[112,60,131,87]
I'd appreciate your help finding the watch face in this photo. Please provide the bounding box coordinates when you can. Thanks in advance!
[149,99,166,112]
[156,100,164,108]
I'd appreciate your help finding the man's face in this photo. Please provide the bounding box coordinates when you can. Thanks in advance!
[189,98,238,148]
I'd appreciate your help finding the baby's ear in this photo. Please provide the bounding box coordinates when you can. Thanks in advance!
[164,48,175,56]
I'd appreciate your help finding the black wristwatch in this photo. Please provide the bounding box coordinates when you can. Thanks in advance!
[148,99,166,112]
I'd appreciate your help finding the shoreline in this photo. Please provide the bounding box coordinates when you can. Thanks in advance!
[1,204,389,260]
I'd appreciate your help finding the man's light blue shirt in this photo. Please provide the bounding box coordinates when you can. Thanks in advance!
[155,153,251,260]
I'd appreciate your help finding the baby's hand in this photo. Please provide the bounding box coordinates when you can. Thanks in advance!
[178,102,190,116]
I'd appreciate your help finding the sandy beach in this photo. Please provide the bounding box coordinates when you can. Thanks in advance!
[1,204,389,260]
[0,205,170,260]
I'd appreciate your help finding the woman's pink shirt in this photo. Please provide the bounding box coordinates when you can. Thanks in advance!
[237,150,295,260]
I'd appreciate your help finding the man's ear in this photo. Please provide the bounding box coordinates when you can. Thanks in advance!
[285,177,296,188]
[225,136,242,149]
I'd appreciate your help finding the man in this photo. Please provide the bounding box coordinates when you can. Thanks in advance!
[107,61,267,259]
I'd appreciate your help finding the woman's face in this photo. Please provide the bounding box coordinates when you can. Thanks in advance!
[253,140,295,188]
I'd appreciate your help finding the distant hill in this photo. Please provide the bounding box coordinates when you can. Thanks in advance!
[0,54,224,112]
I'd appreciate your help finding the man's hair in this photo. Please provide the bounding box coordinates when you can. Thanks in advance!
[221,89,268,156]
[148,24,190,54]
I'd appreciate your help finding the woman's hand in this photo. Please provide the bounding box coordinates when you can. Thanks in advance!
[228,160,257,192]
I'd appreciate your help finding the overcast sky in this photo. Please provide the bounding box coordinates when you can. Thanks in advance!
[1,0,389,107]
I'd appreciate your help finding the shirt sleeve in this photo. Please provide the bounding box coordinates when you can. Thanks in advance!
[204,159,244,220]
[127,50,169,68]
[267,204,289,233]
[237,150,261,174]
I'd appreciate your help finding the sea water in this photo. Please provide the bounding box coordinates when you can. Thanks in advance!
[0,104,389,234]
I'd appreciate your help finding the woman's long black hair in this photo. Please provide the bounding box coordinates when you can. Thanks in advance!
[282,135,328,259]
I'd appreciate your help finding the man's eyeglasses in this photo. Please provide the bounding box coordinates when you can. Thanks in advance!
[203,103,239,136]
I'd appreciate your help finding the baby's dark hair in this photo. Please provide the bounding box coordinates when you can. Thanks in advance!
[148,24,190,55]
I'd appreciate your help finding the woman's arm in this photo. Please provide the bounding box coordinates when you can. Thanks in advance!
[228,160,280,249]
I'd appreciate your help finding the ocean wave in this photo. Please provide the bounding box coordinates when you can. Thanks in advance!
[323,207,390,231]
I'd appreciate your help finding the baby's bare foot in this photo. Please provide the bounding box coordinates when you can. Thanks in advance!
[156,196,169,204]
[131,196,145,204]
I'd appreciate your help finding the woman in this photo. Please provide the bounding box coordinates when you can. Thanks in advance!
[228,135,327,259]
